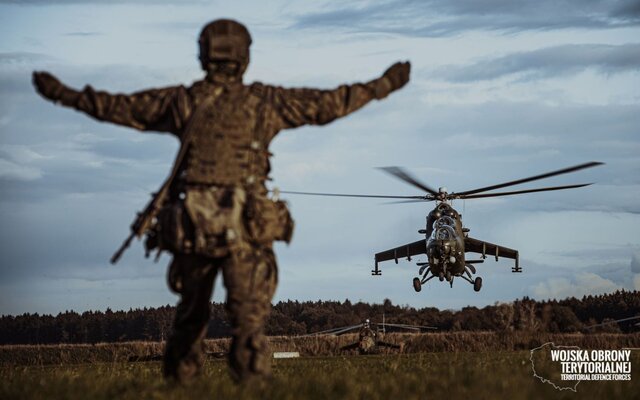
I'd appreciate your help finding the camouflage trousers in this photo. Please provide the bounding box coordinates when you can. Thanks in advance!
[163,244,277,383]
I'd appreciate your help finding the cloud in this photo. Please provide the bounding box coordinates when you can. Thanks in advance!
[442,132,555,150]
[613,0,640,18]
[433,43,640,83]
[0,144,45,181]
[0,52,53,65]
[531,272,621,300]
[631,252,640,273]
[291,0,640,37]
[0,138,175,204]
[64,32,103,37]
[1,1,639,315]
[551,246,637,263]
[632,252,640,290]
[0,0,206,4]
[0,143,47,162]
[580,260,640,287]
[0,158,42,181]
[272,97,640,217]
[0,61,184,203]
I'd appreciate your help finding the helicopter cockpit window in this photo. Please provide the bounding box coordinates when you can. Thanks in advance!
[433,216,455,230]
[430,225,456,240]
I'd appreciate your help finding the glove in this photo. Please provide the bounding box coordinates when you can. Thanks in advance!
[383,61,410,91]
[375,61,411,99]
[32,71,65,101]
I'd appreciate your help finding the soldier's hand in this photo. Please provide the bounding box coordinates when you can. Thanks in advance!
[32,71,65,101]
[383,61,411,91]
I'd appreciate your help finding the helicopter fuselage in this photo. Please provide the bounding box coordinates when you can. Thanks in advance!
[424,202,466,278]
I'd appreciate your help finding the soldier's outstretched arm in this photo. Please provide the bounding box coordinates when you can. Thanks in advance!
[275,61,410,129]
[32,71,190,134]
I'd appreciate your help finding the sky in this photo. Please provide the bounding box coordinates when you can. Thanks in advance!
[0,0,639,316]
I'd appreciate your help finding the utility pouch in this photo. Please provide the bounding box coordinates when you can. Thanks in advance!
[244,194,294,245]
[183,187,247,257]
[153,202,195,254]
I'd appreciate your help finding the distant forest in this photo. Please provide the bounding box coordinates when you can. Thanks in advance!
[1,290,638,345]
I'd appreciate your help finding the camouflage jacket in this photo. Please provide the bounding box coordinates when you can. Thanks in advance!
[58,77,389,173]
[57,77,390,255]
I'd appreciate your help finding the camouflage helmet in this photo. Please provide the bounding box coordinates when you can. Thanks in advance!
[198,19,252,72]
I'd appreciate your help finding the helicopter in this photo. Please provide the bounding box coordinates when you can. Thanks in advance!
[281,161,603,292]
[304,318,436,354]
[583,315,640,332]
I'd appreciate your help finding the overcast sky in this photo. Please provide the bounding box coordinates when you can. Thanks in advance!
[0,0,639,316]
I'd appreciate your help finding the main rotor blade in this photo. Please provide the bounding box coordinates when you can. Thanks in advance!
[299,328,344,337]
[279,190,428,200]
[458,183,593,199]
[381,323,438,330]
[301,324,361,337]
[331,325,363,335]
[378,166,439,196]
[383,199,434,205]
[453,161,604,197]
[584,315,640,329]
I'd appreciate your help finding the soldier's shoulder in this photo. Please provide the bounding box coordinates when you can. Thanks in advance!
[133,83,186,97]
[187,79,209,95]
[248,81,283,99]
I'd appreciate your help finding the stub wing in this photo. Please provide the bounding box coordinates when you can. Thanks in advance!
[464,236,521,272]
[372,239,427,275]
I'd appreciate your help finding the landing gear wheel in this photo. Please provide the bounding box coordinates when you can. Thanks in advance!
[473,277,482,292]
[445,271,452,282]
[438,272,444,282]
[413,277,422,292]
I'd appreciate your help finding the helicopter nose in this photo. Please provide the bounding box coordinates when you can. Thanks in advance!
[442,243,451,254]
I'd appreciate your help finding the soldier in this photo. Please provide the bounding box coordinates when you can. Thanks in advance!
[359,319,377,353]
[32,19,410,383]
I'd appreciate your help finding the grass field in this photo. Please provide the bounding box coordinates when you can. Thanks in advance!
[3,332,639,365]
[2,351,638,400]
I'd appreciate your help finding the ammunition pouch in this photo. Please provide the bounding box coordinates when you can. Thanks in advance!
[243,194,294,245]
[147,187,294,258]
[150,198,234,258]
[152,201,196,255]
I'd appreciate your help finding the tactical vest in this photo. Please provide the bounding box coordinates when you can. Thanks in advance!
[183,84,271,187]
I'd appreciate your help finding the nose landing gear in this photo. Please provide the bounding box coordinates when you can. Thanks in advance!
[413,262,483,292]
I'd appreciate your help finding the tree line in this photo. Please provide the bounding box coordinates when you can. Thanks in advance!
[0,290,638,345]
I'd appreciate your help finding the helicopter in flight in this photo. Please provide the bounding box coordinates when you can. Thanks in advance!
[304,318,436,354]
[281,162,603,292]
